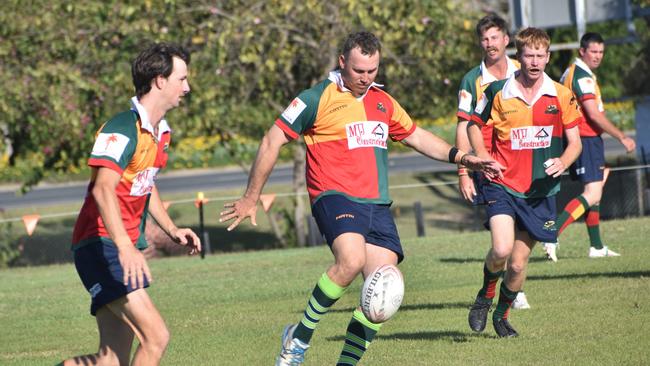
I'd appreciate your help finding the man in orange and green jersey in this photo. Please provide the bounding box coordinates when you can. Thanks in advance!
[220,31,502,365]
[61,43,201,366]
[541,32,636,262]
[467,28,583,337]
[456,13,532,309]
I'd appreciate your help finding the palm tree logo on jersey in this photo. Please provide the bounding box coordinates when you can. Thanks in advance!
[377,102,386,113]
[105,134,119,150]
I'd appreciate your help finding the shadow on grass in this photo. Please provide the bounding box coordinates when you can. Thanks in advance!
[326,301,469,314]
[439,257,552,264]
[327,330,491,342]
[527,270,650,281]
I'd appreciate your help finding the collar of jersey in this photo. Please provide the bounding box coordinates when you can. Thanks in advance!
[328,70,383,100]
[574,57,596,78]
[501,71,557,105]
[479,57,519,86]
[130,96,171,140]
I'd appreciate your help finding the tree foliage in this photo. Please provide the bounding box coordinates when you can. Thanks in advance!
[0,0,483,190]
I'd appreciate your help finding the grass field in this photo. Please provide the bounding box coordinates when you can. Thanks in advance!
[1,216,648,365]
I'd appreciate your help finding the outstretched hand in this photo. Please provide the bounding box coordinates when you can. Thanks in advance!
[461,155,504,181]
[219,196,258,231]
[170,228,202,255]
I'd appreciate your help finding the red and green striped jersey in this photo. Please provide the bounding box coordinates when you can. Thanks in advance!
[275,71,416,204]
[471,73,583,198]
[457,58,519,149]
[560,58,604,137]
[72,97,171,250]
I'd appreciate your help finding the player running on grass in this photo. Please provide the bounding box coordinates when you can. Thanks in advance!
[541,32,636,262]
[220,31,502,365]
[466,28,583,337]
[60,43,201,366]
[455,13,532,310]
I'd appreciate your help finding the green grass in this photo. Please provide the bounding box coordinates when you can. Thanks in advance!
[1,217,649,365]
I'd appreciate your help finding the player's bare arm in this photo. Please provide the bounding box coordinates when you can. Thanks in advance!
[220,124,290,231]
[92,167,152,288]
[467,121,491,160]
[456,119,477,201]
[545,125,582,178]
[149,186,201,255]
[403,126,503,180]
[581,99,636,152]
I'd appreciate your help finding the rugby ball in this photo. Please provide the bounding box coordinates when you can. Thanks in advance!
[360,264,404,323]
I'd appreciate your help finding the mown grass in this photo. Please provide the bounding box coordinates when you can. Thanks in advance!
[1,217,648,365]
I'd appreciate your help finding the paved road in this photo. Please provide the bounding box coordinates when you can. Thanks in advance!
[0,136,631,209]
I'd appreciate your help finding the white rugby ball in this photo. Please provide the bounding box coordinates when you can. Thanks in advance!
[360,264,404,323]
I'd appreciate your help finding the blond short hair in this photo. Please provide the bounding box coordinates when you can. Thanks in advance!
[515,27,550,55]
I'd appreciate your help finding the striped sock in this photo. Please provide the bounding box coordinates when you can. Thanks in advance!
[336,309,382,366]
[477,264,503,300]
[493,282,518,320]
[557,195,590,235]
[293,272,347,344]
[585,205,604,249]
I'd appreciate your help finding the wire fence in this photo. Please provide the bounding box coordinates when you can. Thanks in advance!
[1,164,648,266]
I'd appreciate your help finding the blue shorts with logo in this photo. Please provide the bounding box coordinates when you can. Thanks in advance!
[484,184,557,243]
[74,239,149,316]
[312,194,404,263]
[569,136,605,183]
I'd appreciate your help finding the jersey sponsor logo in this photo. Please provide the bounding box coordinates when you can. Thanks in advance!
[577,77,596,94]
[281,97,307,124]
[458,90,472,112]
[543,220,556,230]
[92,133,130,161]
[328,103,348,114]
[510,126,554,150]
[474,93,488,114]
[377,102,386,113]
[346,121,388,150]
[130,167,159,196]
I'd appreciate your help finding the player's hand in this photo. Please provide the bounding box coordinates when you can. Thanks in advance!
[220,196,258,231]
[544,157,566,178]
[170,228,202,255]
[461,155,504,181]
[117,244,152,289]
[458,174,476,202]
[620,136,636,153]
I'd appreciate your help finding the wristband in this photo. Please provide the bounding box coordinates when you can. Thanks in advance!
[448,147,459,164]
[458,168,468,176]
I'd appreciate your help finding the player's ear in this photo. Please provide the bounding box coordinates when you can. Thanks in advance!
[153,75,166,90]
[338,54,346,70]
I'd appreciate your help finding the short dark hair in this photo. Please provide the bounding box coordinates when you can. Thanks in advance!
[132,42,190,98]
[341,31,381,59]
[476,13,509,38]
[580,32,604,49]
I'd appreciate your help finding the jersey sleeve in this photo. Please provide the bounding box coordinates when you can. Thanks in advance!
[456,73,476,122]
[572,68,597,103]
[387,95,416,141]
[274,88,319,140]
[88,111,138,174]
[559,86,584,130]
[470,89,493,128]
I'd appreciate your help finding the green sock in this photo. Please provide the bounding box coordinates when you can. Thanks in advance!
[293,272,347,344]
[493,282,518,320]
[585,205,604,249]
[336,309,382,366]
[477,264,503,300]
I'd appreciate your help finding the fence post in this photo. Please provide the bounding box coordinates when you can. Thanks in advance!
[637,168,644,217]
[414,201,425,237]
[197,192,207,259]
